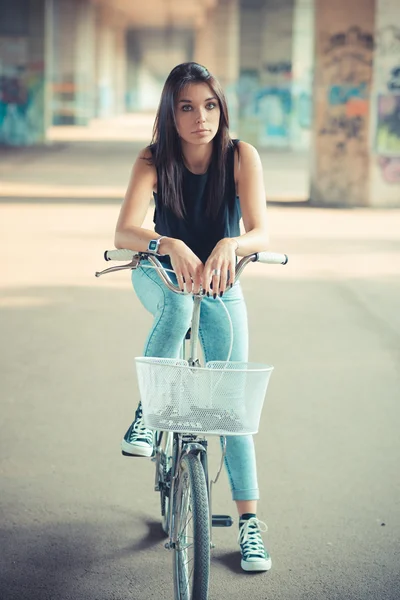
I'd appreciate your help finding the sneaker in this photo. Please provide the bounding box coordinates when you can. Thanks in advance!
[238,516,272,572]
[121,402,154,457]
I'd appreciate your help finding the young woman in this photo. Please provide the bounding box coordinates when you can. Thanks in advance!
[115,62,271,572]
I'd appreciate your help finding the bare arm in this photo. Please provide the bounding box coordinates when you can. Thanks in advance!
[202,142,269,295]
[231,141,269,255]
[115,147,203,292]
[114,148,161,251]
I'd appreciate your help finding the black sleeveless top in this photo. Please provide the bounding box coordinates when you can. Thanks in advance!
[153,141,241,265]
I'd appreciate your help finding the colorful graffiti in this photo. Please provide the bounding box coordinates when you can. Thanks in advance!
[378,156,400,183]
[376,94,400,153]
[255,87,292,141]
[315,25,374,205]
[328,82,367,105]
[387,66,400,91]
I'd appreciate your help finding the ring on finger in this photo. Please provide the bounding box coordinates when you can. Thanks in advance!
[213,269,221,276]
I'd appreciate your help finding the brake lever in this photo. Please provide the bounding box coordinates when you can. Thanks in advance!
[95,254,141,277]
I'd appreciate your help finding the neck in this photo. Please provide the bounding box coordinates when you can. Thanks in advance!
[181,141,213,174]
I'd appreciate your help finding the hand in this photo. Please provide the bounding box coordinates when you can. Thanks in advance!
[202,238,238,297]
[161,238,204,293]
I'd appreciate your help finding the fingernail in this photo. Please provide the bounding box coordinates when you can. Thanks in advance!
[220,291,224,297]
[230,283,233,288]
[207,292,210,297]
[181,289,184,292]
[213,293,217,299]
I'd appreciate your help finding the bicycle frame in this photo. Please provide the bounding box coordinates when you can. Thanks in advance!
[155,326,229,552]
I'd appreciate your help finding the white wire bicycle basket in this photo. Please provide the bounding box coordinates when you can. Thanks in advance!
[135,357,274,435]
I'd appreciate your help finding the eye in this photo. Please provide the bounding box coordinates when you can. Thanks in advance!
[181,104,192,111]
[206,102,217,110]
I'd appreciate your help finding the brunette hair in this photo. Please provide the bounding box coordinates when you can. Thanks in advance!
[149,62,233,219]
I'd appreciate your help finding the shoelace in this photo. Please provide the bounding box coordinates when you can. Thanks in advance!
[129,405,153,442]
[238,517,268,558]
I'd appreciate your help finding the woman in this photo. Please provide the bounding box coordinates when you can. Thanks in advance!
[115,62,271,572]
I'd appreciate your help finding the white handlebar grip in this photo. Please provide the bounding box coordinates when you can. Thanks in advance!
[104,249,136,261]
[257,252,288,265]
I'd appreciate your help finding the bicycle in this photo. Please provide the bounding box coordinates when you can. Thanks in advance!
[96,249,288,600]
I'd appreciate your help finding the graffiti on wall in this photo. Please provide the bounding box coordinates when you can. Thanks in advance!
[376,94,400,153]
[255,86,292,142]
[263,61,292,77]
[0,37,44,145]
[316,26,373,204]
[377,156,400,183]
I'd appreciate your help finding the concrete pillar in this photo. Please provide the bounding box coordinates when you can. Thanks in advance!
[258,0,295,148]
[212,0,240,134]
[237,3,263,145]
[114,28,127,115]
[74,0,96,125]
[369,0,400,206]
[0,0,46,145]
[95,10,116,118]
[310,0,375,206]
[194,9,217,75]
[290,0,314,150]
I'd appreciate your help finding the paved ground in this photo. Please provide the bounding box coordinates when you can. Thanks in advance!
[1,133,400,600]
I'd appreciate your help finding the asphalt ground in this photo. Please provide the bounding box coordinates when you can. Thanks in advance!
[1,139,400,600]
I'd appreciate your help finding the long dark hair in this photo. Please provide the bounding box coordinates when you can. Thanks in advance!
[149,62,232,220]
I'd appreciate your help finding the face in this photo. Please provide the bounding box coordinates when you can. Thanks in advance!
[174,83,221,145]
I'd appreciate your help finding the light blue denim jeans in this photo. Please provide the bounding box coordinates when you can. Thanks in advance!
[131,262,259,501]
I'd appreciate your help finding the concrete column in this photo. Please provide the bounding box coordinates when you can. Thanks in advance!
[290,0,314,150]
[310,0,375,206]
[0,0,46,145]
[257,0,295,148]
[237,3,263,145]
[126,30,139,111]
[74,0,96,125]
[114,27,127,114]
[95,9,116,118]
[369,0,400,206]
[194,9,217,74]
[212,0,240,134]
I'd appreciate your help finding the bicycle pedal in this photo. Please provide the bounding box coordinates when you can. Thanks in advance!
[212,515,233,527]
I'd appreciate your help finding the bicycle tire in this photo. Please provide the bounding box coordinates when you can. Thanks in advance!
[172,453,210,600]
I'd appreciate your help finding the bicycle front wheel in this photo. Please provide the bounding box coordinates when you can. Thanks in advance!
[172,453,210,600]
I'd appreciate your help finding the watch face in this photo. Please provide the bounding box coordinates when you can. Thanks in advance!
[149,240,158,252]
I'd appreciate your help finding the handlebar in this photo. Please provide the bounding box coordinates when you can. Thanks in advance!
[95,249,288,294]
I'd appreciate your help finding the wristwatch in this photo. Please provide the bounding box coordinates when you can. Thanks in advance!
[147,236,166,255]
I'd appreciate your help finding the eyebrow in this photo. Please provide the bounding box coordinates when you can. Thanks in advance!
[178,97,217,103]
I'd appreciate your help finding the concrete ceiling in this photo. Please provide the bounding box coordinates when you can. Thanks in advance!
[93,0,218,28]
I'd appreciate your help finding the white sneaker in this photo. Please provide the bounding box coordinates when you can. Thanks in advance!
[238,516,272,572]
[121,402,154,457]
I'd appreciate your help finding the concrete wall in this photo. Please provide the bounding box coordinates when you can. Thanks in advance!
[238,0,313,149]
[125,29,193,111]
[369,0,400,206]
[0,0,46,144]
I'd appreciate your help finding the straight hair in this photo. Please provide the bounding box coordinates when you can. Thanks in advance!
[148,62,233,220]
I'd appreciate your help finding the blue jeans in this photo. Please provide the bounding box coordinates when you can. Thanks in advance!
[131,263,259,501]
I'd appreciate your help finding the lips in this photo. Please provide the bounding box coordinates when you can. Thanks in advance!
[192,129,210,133]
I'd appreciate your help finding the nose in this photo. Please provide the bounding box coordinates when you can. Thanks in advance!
[195,108,206,123]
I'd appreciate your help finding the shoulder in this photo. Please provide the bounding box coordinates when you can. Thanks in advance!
[233,141,262,181]
[126,146,157,193]
[133,146,157,178]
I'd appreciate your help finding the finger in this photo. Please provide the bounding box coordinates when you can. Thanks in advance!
[201,267,210,295]
[192,270,202,295]
[211,268,221,299]
[183,270,193,294]
[176,272,185,292]
[219,265,228,295]
[227,261,235,288]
